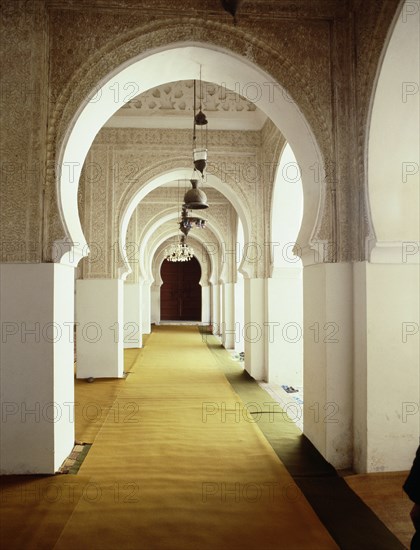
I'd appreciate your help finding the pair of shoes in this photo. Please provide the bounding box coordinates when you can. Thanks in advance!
[281,385,299,394]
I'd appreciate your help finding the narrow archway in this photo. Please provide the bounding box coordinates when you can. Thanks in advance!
[57,44,325,267]
[160,257,202,321]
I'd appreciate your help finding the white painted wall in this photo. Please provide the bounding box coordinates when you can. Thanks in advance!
[141,281,151,334]
[0,264,75,474]
[303,263,353,469]
[354,262,419,472]
[201,284,211,324]
[151,285,160,324]
[243,278,267,381]
[368,2,419,245]
[221,283,235,349]
[267,268,303,388]
[235,219,245,354]
[211,283,222,335]
[234,276,245,354]
[123,282,142,347]
[268,143,304,388]
[357,0,420,472]
[76,279,124,378]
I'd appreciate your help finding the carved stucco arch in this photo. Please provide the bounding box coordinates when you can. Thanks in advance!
[364,0,419,262]
[152,237,212,290]
[51,19,331,160]
[118,164,252,279]
[49,25,330,265]
[136,208,223,284]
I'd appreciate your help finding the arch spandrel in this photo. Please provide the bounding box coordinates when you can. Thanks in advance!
[50,37,329,266]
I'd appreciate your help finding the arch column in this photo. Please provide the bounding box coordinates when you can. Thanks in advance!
[0,263,75,474]
[353,0,420,472]
[266,267,303,388]
[123,281,142,348]
[234,273,245,354]
[221,282,236,349]
[210,282,222,335]
[201,283,211,324]
[243,277,268,381]
[141,279,152,335]
[76,278,124,378]
[151,282,161,325]
[302,261,353,469]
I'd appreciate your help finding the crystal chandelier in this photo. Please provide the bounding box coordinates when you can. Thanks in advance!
[164,236,194,262]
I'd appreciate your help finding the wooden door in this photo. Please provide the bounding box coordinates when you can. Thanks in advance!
[160,257,202,321]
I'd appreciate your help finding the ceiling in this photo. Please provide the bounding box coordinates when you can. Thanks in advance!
[104,79,267,131]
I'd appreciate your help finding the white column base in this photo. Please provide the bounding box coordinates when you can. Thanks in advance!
[211,283,222,335]
[303,263,353,470]
[234,275,245,354]
[244,278,267,381]
[76,279,124,379]
[201,284,211,324]
[354,261,419,472]
[266,267,303,388]
[222,283,235,349]
[124,282,142,348]
[151,285,160,325]
[142,281,151,335]
[0,263,75,474]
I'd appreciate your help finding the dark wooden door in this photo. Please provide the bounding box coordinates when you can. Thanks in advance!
[160,257,202,321]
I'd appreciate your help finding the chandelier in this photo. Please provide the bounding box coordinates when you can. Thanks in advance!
[164,236,194,262]
[183,73,209,210]
[179,205,206,237]
[163,70,210,263]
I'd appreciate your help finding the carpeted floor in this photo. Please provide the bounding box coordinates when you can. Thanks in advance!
[0,326,412,549]
[54,325,338,549]
[203,331,410,550]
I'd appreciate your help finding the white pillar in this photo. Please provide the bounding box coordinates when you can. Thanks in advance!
[201,284,211,324]
[266,267,303,387]
[151,284,160,325]
[221,282,235,349]
[211,283,221,335]
[141,281,151,335]
[76,279,124,379]
[243,278,267,380]
[354,261,419,472]
[234,275,245,354]
[123,282,142,348]
[0,264,75,474]
[303,263,353,469]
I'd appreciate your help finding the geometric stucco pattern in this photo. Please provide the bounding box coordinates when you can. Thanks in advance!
[124,188,231,284]
[78,126,276,279]
[119,80,257,115]
[0,0,402,264]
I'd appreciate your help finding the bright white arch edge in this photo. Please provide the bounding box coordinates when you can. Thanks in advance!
[56,44,325,268]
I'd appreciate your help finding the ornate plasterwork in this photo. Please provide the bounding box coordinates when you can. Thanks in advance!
[45,14,335,260]
[0,1,48,263]
[0,1,403,264]
[131,193,228,282]
[352,0,402,260]
[119,80,257,114]
[152,237,212,290]
[260,119,287,273]
[77,126,261,278]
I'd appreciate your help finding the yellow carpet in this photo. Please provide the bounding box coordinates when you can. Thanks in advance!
[54,326,337,550]
[1,326,338,550]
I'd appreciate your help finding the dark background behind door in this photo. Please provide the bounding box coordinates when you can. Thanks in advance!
[160,257,202,321]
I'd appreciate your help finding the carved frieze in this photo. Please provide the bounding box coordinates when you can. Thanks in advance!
[0,0,403,264]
